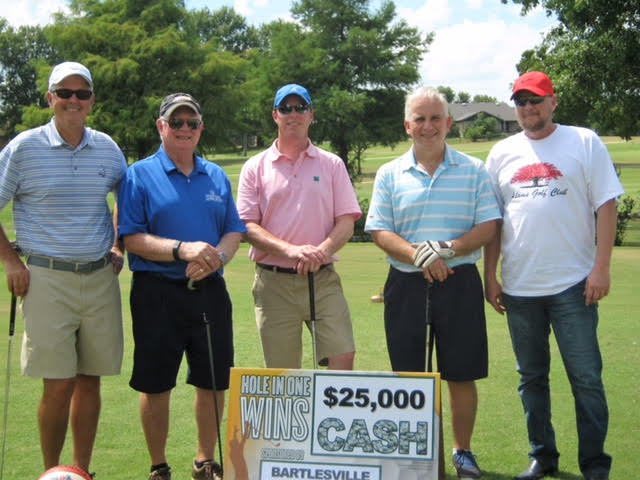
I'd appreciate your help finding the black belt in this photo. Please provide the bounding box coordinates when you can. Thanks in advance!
[27,254,110,274]
[134,271,219,289]
[257,263,331,274]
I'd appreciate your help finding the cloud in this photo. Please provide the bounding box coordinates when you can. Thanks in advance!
[3,0,69,27]
[397,1,553,102]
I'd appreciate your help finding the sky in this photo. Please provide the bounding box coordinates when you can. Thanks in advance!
[5,0,558,103]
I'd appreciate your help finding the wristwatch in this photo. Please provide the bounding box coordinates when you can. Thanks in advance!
[217,251,228,266]
[172,240,182,261]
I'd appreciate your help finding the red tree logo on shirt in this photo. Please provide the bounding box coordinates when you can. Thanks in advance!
[511,162,563,187]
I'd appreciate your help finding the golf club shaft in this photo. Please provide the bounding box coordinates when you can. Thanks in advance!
[425,282,433,372]
[200,287,224,473]
[425,282,445,480]
[308,272,317,368]
[0,293,17,480]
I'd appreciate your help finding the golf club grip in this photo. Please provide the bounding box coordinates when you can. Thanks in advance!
[8,295,16,337]
[307,272,315,320]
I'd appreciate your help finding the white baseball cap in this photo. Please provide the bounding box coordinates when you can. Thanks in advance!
[48,62,93,90]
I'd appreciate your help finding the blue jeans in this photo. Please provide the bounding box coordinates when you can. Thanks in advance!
[503,279,611,474]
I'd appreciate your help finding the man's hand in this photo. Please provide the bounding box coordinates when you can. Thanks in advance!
[110,246,125,275]
[413,240,455,269]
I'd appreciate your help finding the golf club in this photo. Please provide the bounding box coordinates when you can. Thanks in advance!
[425,281,445,480]
[0,292,17,480]
[307,271,318,368]
[189,280,224,476]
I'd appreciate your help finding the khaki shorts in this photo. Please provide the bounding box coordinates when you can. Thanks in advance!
[21,263,123,378]
[252,264,355,368]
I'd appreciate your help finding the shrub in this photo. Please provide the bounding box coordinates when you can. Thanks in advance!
[616,195,637,246]
[352,197,372,242]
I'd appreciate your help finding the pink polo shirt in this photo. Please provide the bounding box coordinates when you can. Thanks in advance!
[237,140,362,267]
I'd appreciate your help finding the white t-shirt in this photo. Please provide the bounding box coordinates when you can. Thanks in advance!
[486,125,624,296]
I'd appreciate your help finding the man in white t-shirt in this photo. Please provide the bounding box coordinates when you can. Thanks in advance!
[483,71,623,480]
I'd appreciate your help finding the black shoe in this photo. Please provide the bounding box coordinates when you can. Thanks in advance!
[515,458,558,480]
[583,469,608,480]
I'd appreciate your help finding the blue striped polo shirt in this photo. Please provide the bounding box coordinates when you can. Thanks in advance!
[0,118,127,261]
[365,146,501,272]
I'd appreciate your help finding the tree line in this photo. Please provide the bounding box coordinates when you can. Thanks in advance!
[1,0,637,176]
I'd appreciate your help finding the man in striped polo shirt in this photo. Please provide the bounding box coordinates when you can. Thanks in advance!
[0,61,127,477]
[365,86,501,479]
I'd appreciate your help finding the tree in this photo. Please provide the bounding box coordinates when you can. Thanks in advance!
[472,94,497,103]
[16,0,250,159]
[437,86,456,104]
[505,0,640,138]
[511,162,563,187]
[463,113,501,142]
[185,6,259,54]
[455,91,471,103]
[0,20,56,141]
[252,0,432,176]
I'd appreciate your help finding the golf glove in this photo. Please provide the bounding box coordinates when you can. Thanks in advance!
[413,240,455,268]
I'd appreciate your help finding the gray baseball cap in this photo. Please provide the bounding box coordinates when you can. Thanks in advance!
[159,93,202,118]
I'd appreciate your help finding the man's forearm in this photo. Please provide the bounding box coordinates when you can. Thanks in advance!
[216,232,242,263]
[451,220,499,257]
[594,199,617,272]
[123,233,176,262]
[318,215,355,257]
[243,222,294,259]
[370,230,415,265]
[483,233,502,282]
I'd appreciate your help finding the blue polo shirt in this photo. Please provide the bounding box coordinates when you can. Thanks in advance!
[365,145,501,272]
[117,146,246,279]
[0,119,126,261]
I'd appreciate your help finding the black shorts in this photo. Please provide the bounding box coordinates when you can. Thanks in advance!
[129,272,234,393]
[383,264,488,381]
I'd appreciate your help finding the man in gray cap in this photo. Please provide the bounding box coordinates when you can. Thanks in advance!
[118,92,245,480]
[0,61,127,476]
[237,83,361,370]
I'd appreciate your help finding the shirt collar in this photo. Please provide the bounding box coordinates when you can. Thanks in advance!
[45,118,92,149]
[402,144,457,172]
[266,139,316,162]
[157,146,205,174]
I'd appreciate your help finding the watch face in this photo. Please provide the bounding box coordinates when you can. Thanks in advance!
[218,251,227,265]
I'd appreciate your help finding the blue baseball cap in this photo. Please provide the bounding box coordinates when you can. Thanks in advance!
[273,84,312,108]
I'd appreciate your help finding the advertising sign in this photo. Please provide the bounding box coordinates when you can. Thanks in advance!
[224,368,441,480]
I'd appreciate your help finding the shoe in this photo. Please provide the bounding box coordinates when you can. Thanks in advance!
[583,469,609,480]
[192,459,223,480]
[515,458,558,479]
[452,449,482,478]
[149,465,171,480]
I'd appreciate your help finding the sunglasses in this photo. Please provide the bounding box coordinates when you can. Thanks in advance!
[52,89,93,100]
[165,118,202,130]
[514,96,547,107]
[276,104,310,115]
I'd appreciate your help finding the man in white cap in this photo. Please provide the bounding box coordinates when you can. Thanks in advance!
[0,61,127,476]
[118,92,245,480]
[237,83,361,370]
[484,71,622,480]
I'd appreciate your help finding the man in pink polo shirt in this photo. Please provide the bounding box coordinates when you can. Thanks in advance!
[236,83,362,370]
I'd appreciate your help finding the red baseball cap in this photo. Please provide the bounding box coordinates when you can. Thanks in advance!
[511,71,554,99]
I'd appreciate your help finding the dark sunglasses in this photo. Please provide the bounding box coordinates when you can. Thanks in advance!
[165,118,202,130]
[52,89,93,100]
[514,96,547,107]
[276,104,310,115]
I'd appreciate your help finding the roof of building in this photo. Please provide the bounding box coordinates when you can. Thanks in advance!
[448,102,517,122]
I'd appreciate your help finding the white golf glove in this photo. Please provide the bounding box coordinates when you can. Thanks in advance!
[412,240,455,268]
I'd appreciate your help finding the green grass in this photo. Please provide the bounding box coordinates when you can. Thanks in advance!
[0,138,638,479]
[0,245,638,479]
